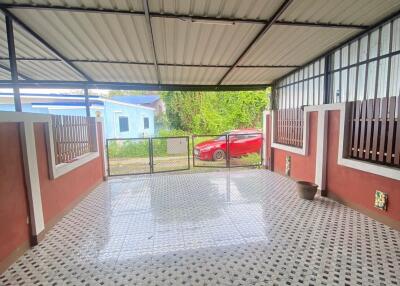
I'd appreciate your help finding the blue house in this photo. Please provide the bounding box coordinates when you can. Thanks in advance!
[0,93,155,139]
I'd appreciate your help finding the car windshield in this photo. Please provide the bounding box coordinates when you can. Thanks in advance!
[215,132,229,141]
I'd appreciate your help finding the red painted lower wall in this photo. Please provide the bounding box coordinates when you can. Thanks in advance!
[0,120,105,273]
[34,122,104,225]
[272,111,318,183]
[0,123,30,271]
[326,111,400,225]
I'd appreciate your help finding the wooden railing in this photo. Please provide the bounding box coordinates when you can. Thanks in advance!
[275,108,304,148]
[51,115,97,164]
[348,96,400,168]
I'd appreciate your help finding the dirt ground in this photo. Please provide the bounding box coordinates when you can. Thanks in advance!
[108,155,261,175]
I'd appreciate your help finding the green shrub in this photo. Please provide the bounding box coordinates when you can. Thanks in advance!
[108,140,149,158]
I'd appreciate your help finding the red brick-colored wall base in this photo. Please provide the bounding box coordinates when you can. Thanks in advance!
[272,111,318,183]
[0,123,30,274]
[327,191,400,231]
[326,111,400,228]
[0,121,105,274]
[265,109,400,229]
[34,122,104,225]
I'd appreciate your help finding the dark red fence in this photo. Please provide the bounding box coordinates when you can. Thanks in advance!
[349,96,400,167]
[52,115,97,164]
[275,108,304,148]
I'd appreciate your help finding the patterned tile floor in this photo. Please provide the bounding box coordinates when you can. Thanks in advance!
[1,169,399,286]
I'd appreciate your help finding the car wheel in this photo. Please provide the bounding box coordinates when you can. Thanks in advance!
[213,149,225,161]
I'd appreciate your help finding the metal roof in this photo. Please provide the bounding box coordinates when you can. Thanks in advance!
[0,0,399,90]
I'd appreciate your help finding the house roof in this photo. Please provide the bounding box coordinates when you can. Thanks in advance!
[0,93,155,110]
[0,1,399,90]
[111,95,160,105]
[31,101,104,107]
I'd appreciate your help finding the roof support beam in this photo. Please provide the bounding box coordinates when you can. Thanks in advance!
[217,0,294,85]
[0,62,32,80]
[5,15,22,111]
[0,80,269,91]
[142,0,161,84]
[0,8,93,81]
[0,57,300,69]
[0,4,368,30]
[274,21,367,29]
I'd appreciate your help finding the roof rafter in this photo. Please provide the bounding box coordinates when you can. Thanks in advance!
[0,8,93,81]
[0,57,300,69]
[0,62,32,80]
[0,3,368,30]
[142,0,161,84]
[217,0,294,85]
[0,80,269,91]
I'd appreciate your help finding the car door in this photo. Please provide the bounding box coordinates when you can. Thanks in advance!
[229,134,249,157]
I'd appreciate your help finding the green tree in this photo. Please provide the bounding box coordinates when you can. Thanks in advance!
[161,89,269,134]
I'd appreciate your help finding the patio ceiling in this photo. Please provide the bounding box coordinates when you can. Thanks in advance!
[0,0,399,90]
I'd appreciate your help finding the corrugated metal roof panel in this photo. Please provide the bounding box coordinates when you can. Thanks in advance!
[152,17,262,65]
[1,0,399,86]
[0,67,11,80]
[3,0,144,11]
[0,12,56,59]
[160,66,228,84]
[75,63,158,83]
[242,25,360,66]
[149,0,281,20]
[10,9,154,62]
[0,13,7,58]
[279,0,400,26]
[3,0,281,20]
[0,60,27,80]
[223,67,295,85]
[16,60,84,80]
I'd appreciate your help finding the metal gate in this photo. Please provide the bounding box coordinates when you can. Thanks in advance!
[106,136,190,176]
[192,132,263,168]
[106,133,263,176]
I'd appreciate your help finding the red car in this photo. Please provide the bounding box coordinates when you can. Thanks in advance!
[194,129,262,161]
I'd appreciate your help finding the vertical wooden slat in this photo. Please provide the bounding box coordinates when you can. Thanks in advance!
[364,99,374,160]
[275,108,304,148]
[358,100,367,158]
[378,97,388,162]
[348,102,355,156]
[60,116,64,162]
[352,101,361,157]
[293,108,296,146]
[371,98,381,161]
[290,109,293,146]
[279,110,282,143]
[386,96,396,164]
[394,97,400,165]
[289,109,292,146]
[285,109,288,145]
[66,116,70,162]
[283,109,287,145]
[276,110,279,143]
[50,114,96,164]
[72,116,76,159]
[278,110,281,144]
[281,109,284,144]
[300,109,303,146]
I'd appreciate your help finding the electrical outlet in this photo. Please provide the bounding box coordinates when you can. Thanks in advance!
[285,155,291,176]
[374,190,387,211]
